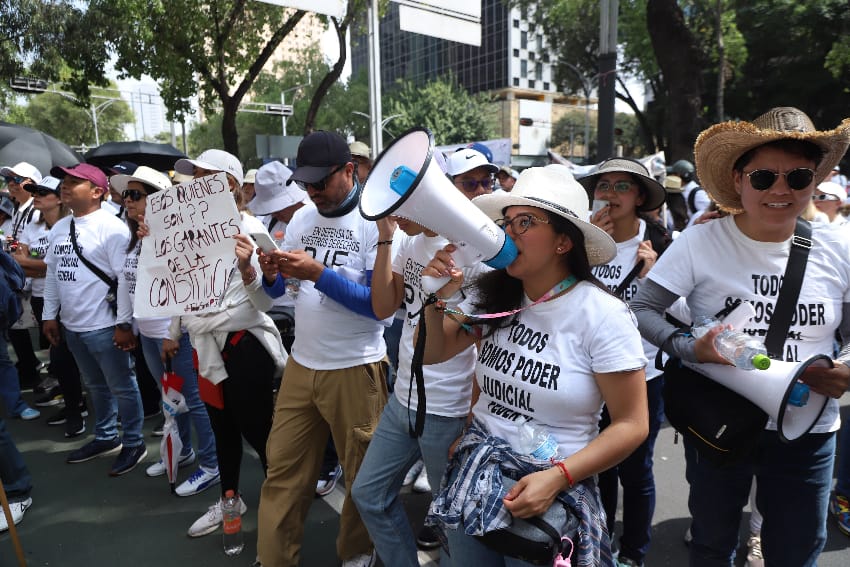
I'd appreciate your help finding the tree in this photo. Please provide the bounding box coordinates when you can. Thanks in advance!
[383,76,495,146]
[14,82,134,147]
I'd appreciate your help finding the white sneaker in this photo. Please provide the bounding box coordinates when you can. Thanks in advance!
[316,464,342,497]
[412,465,431,493]
[175,466,221,497]
[187,495,247,538]
[341,550,376,567]
[0,497,31,532]
[402,459,424,487]
[145,449,196,477]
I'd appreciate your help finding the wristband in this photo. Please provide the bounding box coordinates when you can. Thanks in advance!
[377,239,393,247]
[554,461,574,488]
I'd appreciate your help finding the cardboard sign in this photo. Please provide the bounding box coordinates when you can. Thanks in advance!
[134,172,241,317]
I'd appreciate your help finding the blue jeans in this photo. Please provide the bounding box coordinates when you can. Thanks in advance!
[0,415,30,500]
[598,375,665,563]
[0,331,28,416]
[835,418,850,496]
[140,333,218,470]
[65,327,144,447]
[685,430,835,567]
[351,395,465,567]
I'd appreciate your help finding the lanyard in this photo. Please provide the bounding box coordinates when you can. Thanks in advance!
[441,274,578,321]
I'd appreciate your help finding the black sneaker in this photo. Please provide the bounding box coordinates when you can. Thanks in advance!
[46,407,68,426]
[151,417,165,437]
[67,438,122,464]
[109,444,148,476]
[64,413,86,438]
[35,386,64,407]
[416,525,441,550]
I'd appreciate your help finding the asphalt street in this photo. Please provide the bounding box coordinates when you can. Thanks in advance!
[2,384,848,566]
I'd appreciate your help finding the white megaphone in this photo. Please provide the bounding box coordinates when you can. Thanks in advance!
[359,127,517,293]
[682,355,831,442]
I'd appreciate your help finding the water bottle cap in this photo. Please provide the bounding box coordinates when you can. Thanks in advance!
[224,489,236,498]
[752,354,771,370]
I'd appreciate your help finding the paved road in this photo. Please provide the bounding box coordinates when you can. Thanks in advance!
[2,386,848,566]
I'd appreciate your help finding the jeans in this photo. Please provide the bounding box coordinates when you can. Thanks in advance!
[685,430,835,567]
[0,416,30,501]
[835,418,850,496]
[351,395,465,567]
[0,331,28,416]
[65,327,144,448]
[598,375,665,563]
[139,333,218,470]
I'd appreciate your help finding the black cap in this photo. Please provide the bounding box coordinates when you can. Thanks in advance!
[110,161,138,175]
[287,131,351,186]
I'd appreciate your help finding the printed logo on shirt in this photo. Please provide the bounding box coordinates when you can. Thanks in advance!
[302,226,359,268]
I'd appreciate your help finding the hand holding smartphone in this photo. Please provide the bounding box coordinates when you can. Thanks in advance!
[592,199,609,215]
[250,232,279,254]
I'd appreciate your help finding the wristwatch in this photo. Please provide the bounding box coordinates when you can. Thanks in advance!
[116,322,132,331]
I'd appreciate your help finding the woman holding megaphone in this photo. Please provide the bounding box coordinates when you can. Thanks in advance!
[417,166,649,566]
[631,107,850,566]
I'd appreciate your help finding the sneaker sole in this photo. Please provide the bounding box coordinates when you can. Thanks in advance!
[67,444,123,464]
[830,502,850,536]
[176,475,221,497]
[35,398,64,407]
[146,454,197,478]
[64,422,86,438]
[187,522,221,538]
[416,539,441,550]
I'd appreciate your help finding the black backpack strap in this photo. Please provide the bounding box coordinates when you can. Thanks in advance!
[763,219,812,358]
[687,186,704,213]
[613,260,645,298]
[69,219,117,290]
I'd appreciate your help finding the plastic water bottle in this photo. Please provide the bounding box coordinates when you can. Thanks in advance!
[272,230,285,248]
[692,316,771,370]
[222,490,243,556]
[516,418,561,461]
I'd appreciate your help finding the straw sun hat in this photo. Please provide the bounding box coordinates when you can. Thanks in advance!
[577,157,666,211]
[694,107,850,212]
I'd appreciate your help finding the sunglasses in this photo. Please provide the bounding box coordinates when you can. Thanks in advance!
[745,168,814,191]
[122,189,148,202]
[295,164,346,192]
[595,180,636,194]
[812,194,840,202]
[495,212,550,235]
[455,177,494,193]
[28,187,57,197]
[3,175,25,185]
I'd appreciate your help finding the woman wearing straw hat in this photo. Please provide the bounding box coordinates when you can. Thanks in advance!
[632,107,850,566]
[580,158,668,567]
[419,167,649,566]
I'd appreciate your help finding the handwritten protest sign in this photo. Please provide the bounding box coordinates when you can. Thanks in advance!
[134,172,241,317]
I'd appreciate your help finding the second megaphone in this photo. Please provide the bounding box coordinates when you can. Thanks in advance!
[359,128,516,292]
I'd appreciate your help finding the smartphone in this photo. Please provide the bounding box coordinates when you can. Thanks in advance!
[250,232,279,254]
[592,199,609,215]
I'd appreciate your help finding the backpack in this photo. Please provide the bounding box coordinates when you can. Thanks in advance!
[687,185,705,214]
[0,248,25,330]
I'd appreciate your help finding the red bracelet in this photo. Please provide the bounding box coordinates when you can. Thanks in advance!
[554,461,574,488]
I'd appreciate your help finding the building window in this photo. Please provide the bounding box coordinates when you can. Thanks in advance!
[513,19,519,28]
[542,53,550,63]
[544,82,550,91]
[513,49,520,57]
[529,52,535,61]
[513,77,520,87]
[521,59,527,77]
[528,79,536,89]
[520,31,527,49]
[535,62,543,79]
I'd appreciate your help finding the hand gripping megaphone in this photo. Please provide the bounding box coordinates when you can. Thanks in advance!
[359,127,516,293]
[682,355,831,442]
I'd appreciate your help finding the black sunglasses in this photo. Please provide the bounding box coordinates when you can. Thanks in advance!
[295,164,346,192]
[3,175,25,185]
[745,168,815,191]
[27,187,57,197]
[122,189,148,202]
[455,177,494,193]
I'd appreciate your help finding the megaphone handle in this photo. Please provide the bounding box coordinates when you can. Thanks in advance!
[421,274,451,295]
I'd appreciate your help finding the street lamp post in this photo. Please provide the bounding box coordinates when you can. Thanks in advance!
[280,71,312,138]
[561,62,594,162]
[351,112,403,154]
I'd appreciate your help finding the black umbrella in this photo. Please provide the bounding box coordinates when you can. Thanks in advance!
[84,141,187,172]
[0,121,82,176]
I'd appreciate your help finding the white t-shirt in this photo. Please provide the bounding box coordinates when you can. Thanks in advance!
[591,218,662,380]
[43,209,131,332]
[122,241,171,339]
[392,233,477,417]
[11,197,40,240]
[18,220,51,297]
[284,202,387,370]
[682,181,710,215]
[648,214,850,433]
[472,281,647,458]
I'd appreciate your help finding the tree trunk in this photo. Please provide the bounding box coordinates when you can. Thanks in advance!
[646,0,706,162]
[715,0,725,122]
[221,97,240,156]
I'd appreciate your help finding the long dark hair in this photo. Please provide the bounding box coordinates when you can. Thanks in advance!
[471,210,610,338]
[125,182,160,252]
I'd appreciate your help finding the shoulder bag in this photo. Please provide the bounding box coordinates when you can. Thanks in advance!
[70,219,119,316]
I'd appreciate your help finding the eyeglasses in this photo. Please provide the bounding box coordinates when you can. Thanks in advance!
[3,175,25,185]
[495,212,550,235]
[122,189,148,202]
[745,168,814,191]
[295,164,346,192]
[812,194,840,202]
[454,177,494,193]
[595,180,636,194]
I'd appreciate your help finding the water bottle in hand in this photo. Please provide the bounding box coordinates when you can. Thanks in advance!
[516,418,561,462]
[692,316,771,370]
[222,490,243,556]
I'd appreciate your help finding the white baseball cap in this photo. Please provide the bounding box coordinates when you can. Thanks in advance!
[445,148,498,177]
[1,162,43,184]
[816,181,846,200]
[175,149,244,186]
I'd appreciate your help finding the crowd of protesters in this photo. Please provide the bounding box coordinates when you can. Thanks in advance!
[1,106,850,567]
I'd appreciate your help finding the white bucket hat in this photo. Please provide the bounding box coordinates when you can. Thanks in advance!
[249,161,305,215]
[175,149,244,186]
[109,166,172,194]
[473,167,617,265]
